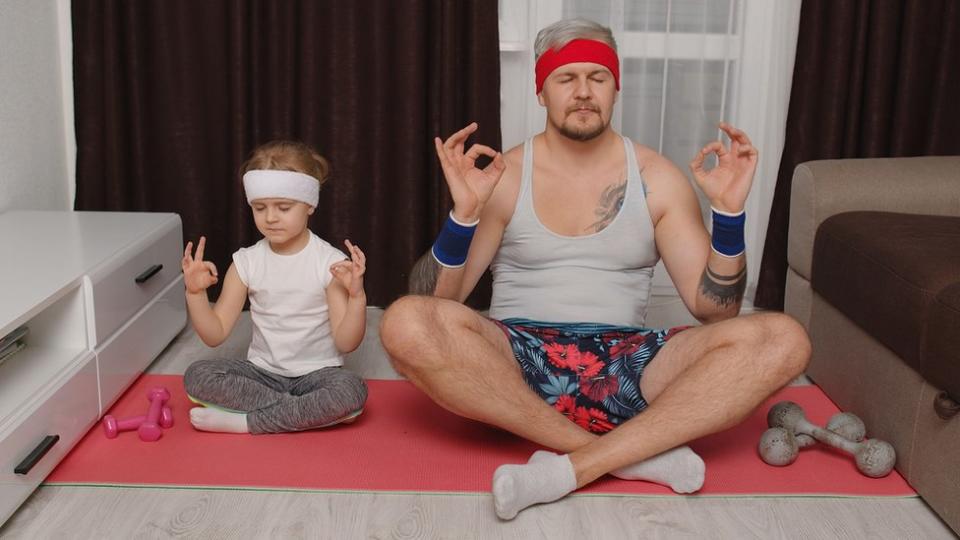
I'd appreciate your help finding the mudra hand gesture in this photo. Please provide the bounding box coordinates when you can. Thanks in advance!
[434,122,507,223]
[182,236,219,294]
[689,122,759,214]
[330,239,366,298]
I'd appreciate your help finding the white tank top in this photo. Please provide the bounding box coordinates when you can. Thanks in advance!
[489,136,659,327]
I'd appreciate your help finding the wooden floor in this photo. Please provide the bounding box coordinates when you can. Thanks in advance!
[2,309,956,539]
[3,486,954,539]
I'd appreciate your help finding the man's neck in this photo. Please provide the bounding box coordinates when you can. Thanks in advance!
[539,128,620,172]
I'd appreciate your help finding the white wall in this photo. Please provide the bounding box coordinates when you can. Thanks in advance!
[0,0,75,213]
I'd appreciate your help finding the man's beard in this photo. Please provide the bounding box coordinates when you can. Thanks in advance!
[559,121,606,141]
[556,103,608,141]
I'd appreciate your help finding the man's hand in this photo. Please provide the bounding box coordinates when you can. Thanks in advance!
[688,122,759,214]
[181,236,219,294]
[434,122,507,223]
[330,239,366,298]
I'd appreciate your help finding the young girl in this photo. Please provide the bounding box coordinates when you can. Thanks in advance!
[181,140,368,434]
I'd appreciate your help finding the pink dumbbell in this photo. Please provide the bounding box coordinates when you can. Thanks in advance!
[102,406,173,439]
[137,387,172,442]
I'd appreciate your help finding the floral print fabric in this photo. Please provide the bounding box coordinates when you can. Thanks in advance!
[493,318,690,433]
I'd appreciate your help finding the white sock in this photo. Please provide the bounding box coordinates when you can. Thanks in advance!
[492,452,577,520]
[530,445,705,494]
[189,407,249,433]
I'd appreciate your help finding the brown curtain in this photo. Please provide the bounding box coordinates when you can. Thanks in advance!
[72,0,500,308]
[755,0,960,310]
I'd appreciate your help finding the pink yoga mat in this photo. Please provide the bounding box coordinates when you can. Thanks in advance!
[47,375,915,497]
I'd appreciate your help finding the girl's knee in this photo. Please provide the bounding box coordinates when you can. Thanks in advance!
[183,359,219,397]
[330,369,368,410]
[347,373,368,408]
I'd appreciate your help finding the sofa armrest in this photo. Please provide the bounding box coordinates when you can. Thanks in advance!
[787,156,960,281]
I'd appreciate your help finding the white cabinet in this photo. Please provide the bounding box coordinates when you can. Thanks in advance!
[0,211,186,524]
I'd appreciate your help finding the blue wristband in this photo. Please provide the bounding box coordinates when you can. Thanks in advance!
[711,207,745,257]
[431,212,478,268]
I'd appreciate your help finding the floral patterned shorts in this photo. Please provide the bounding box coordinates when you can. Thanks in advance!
[492,318,690,433]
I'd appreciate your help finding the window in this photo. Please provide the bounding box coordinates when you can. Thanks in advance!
[498,0,802,302]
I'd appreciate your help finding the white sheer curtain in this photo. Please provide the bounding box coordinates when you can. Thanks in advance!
[498,0,801,304]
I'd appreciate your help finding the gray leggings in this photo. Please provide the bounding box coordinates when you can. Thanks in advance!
[183,358,368,434]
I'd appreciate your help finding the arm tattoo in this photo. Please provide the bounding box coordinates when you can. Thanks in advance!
[705,265,746,282]
[408,249,441,295]
[586,180,626,233]
[700,265,746,308]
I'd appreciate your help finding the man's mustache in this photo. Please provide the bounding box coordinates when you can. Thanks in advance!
[566,102,600,114]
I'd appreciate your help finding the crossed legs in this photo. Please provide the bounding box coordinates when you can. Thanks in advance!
[379,296,810,518]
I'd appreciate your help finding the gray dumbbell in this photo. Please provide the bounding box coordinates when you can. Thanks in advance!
[826,412,865,442]
[759,426,799,466]
[788,411,865,449]
[766,401,896,478]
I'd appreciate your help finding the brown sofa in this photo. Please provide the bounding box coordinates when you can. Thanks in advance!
[784,156,960,533]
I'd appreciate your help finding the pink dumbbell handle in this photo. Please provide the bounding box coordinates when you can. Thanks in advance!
[103,407,173,438]
[144,391,169,424]
[114,407,174,430]
[138,388,172,442]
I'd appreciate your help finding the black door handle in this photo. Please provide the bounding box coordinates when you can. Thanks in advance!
[14,434,60,475]
[135,264,163,284]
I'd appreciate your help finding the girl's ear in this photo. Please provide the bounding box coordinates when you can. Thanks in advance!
[308,205,315,215]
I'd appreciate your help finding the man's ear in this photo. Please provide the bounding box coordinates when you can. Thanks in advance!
[308,206,315,215]
[537,92,545,107]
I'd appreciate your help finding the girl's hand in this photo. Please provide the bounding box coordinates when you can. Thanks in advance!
[181,236,219,294]
[330,239,366,298]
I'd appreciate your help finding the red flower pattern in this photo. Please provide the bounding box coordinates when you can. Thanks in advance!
[554,394,577,418]
[573,406,614,433]
[608,334,647,358]
[580,375,620,402]
[543,342,604,378]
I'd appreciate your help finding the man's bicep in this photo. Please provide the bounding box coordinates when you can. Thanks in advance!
[456,218,505,302]
[654,191,711,310]
[455,162,517,302]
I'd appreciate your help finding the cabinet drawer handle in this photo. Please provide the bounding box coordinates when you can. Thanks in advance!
[14,435,60,475]
[134,264,163,284]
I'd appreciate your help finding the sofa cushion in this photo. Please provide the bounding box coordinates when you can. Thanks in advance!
[812,211,960,377]
[922,283,960,401]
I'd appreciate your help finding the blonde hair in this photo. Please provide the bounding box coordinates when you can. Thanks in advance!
[240,140,330,188]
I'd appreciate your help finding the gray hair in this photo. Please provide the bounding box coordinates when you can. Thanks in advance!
[534,18,617,59]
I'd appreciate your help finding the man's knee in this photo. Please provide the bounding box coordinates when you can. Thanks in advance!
[380,295,431,350]
[741,313,811,378]
[380,295,444,373]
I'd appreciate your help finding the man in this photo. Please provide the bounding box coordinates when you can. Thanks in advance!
[381,18,809,520]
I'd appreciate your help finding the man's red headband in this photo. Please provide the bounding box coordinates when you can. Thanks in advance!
[534,39,621,94]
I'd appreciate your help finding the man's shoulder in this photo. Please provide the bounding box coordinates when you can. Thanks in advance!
[629,141,687,188]
[480,141,526,226]
[628,140,699,226]
[502,141,525,169]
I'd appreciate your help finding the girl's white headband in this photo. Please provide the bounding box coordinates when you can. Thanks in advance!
[242,170,320,207]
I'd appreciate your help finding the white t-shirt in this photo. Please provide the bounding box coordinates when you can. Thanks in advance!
[232,232,348,377]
